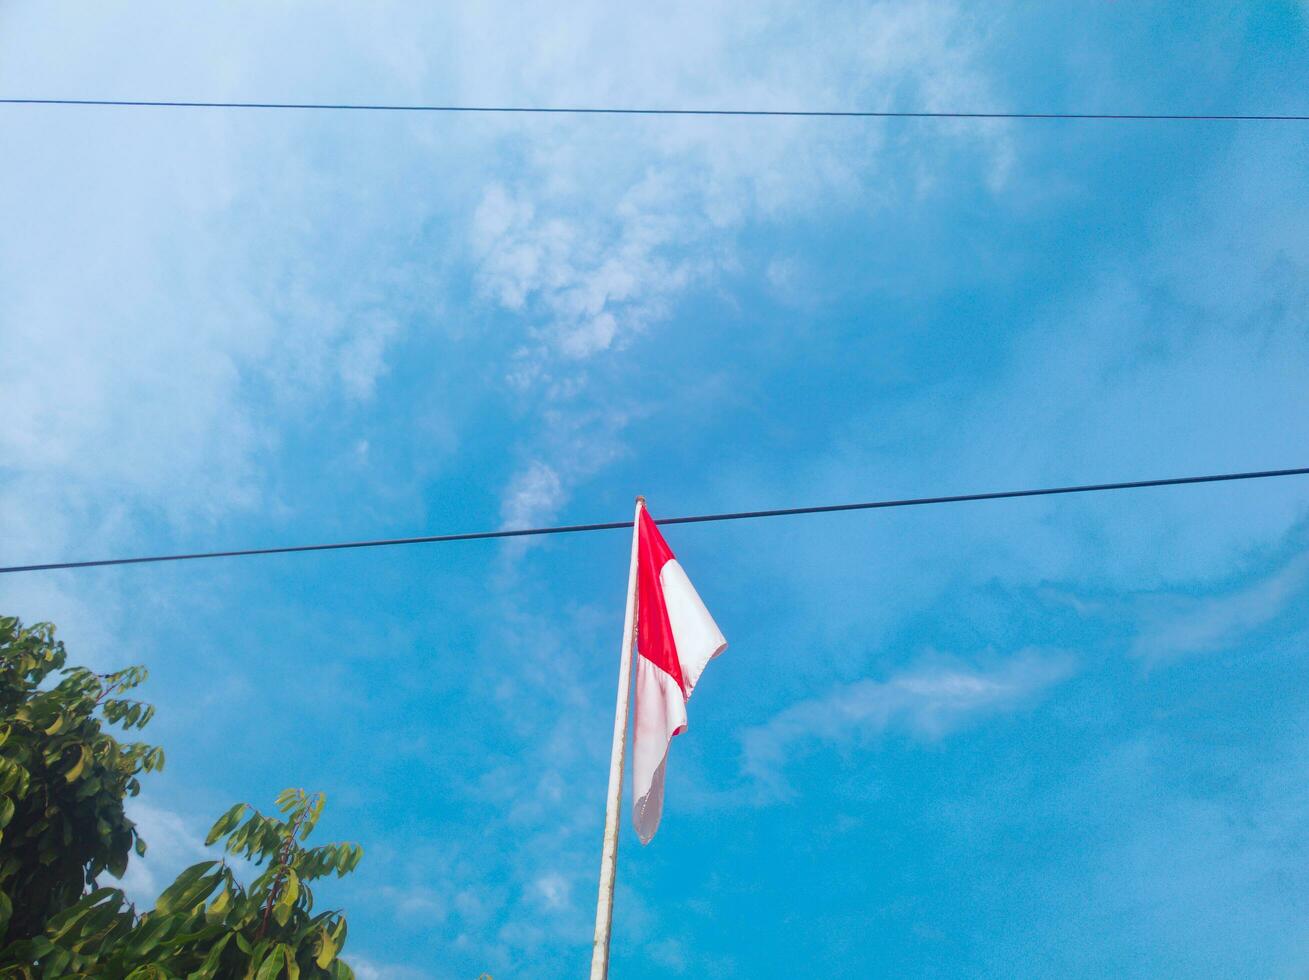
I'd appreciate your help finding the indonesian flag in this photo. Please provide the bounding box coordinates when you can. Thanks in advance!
[632,507,727,843]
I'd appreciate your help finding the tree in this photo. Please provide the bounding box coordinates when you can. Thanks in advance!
[0,615,362,978]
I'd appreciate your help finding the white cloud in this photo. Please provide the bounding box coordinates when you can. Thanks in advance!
[376,884,448,922]
[0,0,1011,573]
[496,407,631,534]
[472,176,697,362]
[350,959,383,980]
[455,0,1010,527]
[338,315,399,401]
[530,871,573,912]
[117,800,214,906]
[499,461,565,529]
[1131,551,1309,662]
[742,651,1074,795]
[346,955,434,980]
[648,937,689,973]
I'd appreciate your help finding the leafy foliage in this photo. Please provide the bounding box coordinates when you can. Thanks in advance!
[0,617,160,944]
[0,616,363,978]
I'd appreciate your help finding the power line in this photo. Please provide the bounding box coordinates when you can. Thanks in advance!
[1,466,1305,575]
[2,98,1307,122]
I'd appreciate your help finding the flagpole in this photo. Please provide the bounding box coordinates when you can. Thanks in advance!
[590,495,644,980]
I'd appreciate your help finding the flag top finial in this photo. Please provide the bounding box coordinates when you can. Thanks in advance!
[635,495,646,505]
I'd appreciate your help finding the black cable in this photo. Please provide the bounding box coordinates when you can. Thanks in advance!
[2,98,1307,121]
[1,467,1304,575]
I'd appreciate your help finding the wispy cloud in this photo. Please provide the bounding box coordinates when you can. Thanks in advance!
[347,955,435,980]
[741,651,1074,796]
[499,461,566,529]
[375,884,449,923]
[117,799,258,910]
[1131,551,1309,663]
[473,180,694,363]
[469,0,1010,530]
[117,800,215,906]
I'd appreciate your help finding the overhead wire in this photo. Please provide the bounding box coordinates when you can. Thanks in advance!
[2,98,1307,121]
[3,101,1305,574]
[1,467,1305,575]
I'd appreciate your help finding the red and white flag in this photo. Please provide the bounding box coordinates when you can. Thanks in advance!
[631,507,727,843]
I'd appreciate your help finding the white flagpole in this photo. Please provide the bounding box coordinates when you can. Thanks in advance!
[590,496,644,980]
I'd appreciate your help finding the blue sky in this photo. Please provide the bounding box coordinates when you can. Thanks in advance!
[3,3,1309,977]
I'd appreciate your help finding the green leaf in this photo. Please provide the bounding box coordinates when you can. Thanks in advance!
[154,861,221,914]
[313,926,338,968]
[207,883,233,921]
[254,946,285,980]
[342,843,363,874]
[45,887,120,940]
[63,744,91,783]
[107,846,129,879]
[300,794,325,839]
[273,869,299,926]
[275,788,302,814]
[74,774,102,800]
[43,945,72,976]
[125,966,168,980]
[194,932,232,978]
[206,802,249,845]
[123,909,174,958]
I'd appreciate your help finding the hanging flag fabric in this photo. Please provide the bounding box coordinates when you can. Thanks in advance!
[631,507,727,843]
